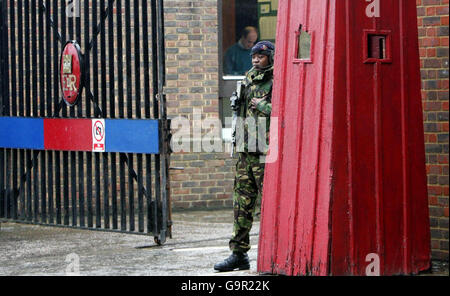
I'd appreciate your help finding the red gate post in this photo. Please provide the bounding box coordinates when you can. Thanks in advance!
[258,0,431,276]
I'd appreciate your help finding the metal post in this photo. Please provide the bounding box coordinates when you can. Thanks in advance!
[150,0,161,241]
[0,0,8,116]
[0,0,8,219]
[156,0,171,243]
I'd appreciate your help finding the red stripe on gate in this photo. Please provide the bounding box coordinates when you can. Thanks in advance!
[44,119,92,152]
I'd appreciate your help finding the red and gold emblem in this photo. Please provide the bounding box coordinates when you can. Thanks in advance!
[60,41,83,106]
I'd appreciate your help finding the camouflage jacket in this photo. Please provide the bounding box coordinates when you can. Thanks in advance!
[237,66,273,155]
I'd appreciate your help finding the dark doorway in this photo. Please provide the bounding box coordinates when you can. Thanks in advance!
[235,0,258,42]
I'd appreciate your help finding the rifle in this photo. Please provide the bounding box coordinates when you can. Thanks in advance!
[230,81,243,157]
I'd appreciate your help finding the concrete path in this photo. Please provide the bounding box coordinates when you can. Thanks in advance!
[0,209,260,276]
[1,209,447,276]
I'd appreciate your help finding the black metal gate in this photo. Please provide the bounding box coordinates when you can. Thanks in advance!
[0,0,172,244]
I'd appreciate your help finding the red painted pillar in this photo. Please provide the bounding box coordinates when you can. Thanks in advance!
[258,0,431,276]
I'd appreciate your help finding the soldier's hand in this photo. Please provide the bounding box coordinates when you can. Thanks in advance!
[250,96,267,109]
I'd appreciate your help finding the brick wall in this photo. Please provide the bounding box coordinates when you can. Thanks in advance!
[417,0,449,261]
[164,0,449,261]
[164,0,235,210]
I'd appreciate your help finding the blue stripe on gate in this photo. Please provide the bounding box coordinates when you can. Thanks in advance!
[0,117,44,150]
[0,117,160,154]
[105,119,159,154]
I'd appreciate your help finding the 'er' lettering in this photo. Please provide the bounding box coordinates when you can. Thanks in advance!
[365,0,380,18]
[63,75,78,92]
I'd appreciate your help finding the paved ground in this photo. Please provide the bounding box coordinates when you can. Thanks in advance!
[0,209,260,276]
[0,209,448,276]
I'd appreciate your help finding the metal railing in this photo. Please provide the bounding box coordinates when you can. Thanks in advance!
[0,0,171,244]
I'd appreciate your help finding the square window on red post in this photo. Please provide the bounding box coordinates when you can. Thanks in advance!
[363,30,392,64]
[294,25,314,64]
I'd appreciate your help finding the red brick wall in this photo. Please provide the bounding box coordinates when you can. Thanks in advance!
[164,1,236,210]
[417,0,449,261]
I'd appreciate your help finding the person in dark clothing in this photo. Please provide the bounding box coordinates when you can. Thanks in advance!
[223,26,258,75]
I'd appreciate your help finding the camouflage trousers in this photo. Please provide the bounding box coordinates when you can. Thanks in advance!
[229,152,265,253]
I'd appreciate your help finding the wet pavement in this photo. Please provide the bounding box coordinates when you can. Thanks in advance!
[0,209,260,276]
[0,209,448,276]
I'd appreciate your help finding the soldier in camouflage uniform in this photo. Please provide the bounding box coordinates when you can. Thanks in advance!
[214,41,275,272]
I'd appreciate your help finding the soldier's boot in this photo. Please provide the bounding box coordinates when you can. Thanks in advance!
[214,252,250,272]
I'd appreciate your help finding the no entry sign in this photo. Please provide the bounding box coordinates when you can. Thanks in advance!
[92,119,106,152]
